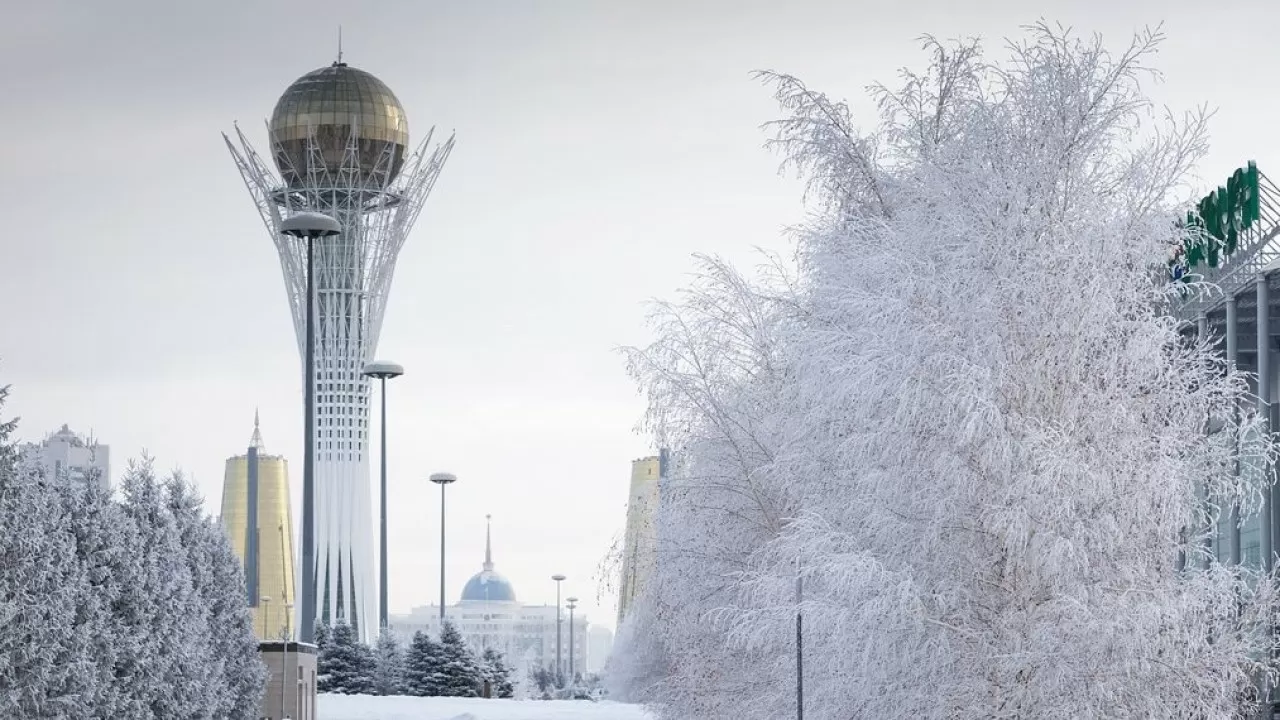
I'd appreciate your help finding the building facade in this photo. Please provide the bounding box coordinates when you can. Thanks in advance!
[21,424,109,490]
[389,519,589,680]
[617,451,665,624]
[226,60,454,641]
[585,624,614,674]
[219,413,297,641]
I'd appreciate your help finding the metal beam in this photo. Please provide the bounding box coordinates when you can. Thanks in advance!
[1227,294,1242,565]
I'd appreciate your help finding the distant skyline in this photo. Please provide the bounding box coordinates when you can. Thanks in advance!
[5,0,1280,628]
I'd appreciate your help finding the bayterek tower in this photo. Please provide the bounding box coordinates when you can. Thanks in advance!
[225,60,453,641]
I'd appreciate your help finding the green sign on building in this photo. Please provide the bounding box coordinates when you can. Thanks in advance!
[1173,161,1260,276]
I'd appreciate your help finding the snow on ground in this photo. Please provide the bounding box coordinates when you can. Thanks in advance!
[319,694,652,720]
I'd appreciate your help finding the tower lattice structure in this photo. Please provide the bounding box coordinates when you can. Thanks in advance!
[225,61,454,640]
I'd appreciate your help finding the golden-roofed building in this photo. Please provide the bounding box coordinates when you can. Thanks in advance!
[219,411,296,640]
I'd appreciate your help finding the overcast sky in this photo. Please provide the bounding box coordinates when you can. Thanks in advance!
[3,0,1279,629]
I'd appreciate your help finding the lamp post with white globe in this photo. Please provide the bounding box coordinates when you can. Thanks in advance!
[566,596,578,682]
[551,573,566,683]
[279,211,340,645]
[430,472,457,624]
[363,360,404,631]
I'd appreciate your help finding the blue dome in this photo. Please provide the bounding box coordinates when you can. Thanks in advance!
[460,570,517,603]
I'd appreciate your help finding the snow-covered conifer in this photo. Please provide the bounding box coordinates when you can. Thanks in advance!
[480,647,514,698]
[529,665,555,695]
[58,471,131,718]
[114,458,218,717]
[0,449,91,717]
[165,474,266,717]
[314,621,331,648]
[373,628,406,696]
[434,621,482,697]
[0,382,14,471]
[403,630,444,696]
[318,621,376,695]
[0,382,265,718]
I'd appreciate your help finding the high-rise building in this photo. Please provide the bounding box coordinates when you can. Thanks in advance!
[220,412,296,641]
[20,424,109,490]
[617,451,666,624]
[225,60,454,640]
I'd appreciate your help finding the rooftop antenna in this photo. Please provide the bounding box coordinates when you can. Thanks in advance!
[336,26,344,65]
[249,407,265,450]
[484,513,494,572]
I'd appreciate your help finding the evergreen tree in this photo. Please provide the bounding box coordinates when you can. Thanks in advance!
[314,622,332,689]
[59,471,128,718]
[0,453,90,717]
[0,382,14,471]
[480,647,514,698]
[314,622,331,650]
[0,380,267,718]
[373,628,406,696]
[434,622,482,697]
[318,622,376,695]
[530,665,555,694]
[166,474,266,717]
[115,458,217,717]
[403,630,444,696]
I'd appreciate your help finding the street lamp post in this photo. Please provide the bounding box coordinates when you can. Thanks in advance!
[363,360,404,631]
[551,574,566,683]
[260,595,276,718]
[429,472,457,624]
[280,211,341,645]
[796,557,803,720]
[283,601,294,719]
[566,596,578,683]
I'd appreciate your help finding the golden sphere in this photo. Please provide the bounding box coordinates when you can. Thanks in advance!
[269,63,409,187]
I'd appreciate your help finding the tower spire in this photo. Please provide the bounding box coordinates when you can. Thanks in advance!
[249,408,264,450]
[483,514,493,572]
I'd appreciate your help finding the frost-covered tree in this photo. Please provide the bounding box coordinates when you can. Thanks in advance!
[605,592,670,704]
[314,621,331,650]
[166,475,266,717]
[403,630,444,696]
[617,253,799,718]
[59,471,129,718]
[373,628,406,696]
[434,622,482,697]
[0,452,92,717]
[480,647,515,698]
[114,459,219,717]
[528,664,556,695]
[616,24,1280,719]
[0,382,14,470]
[317,621,376,695]
[0,381,266,718]
[314,622,333,690]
